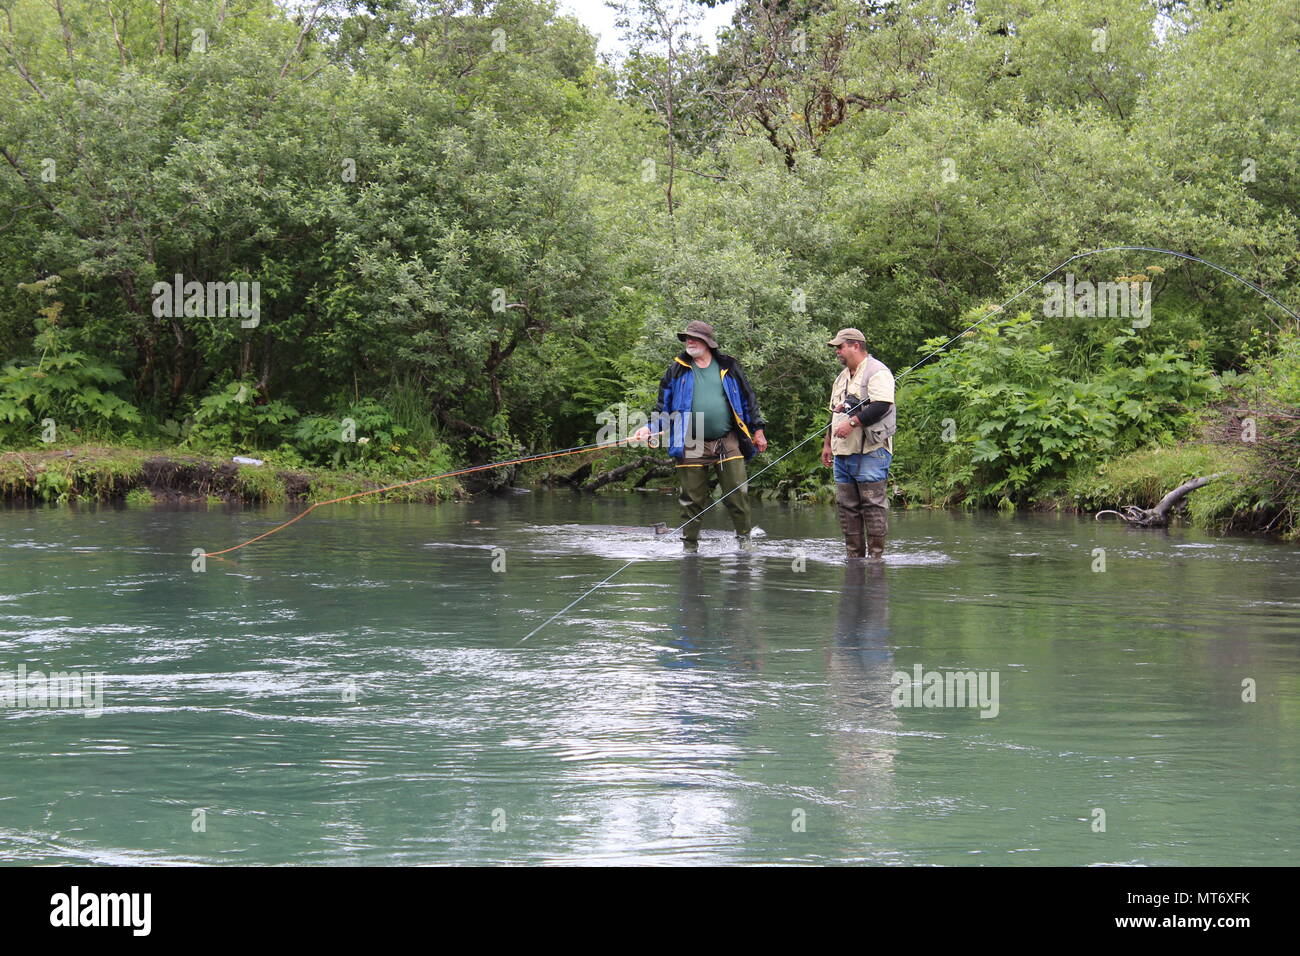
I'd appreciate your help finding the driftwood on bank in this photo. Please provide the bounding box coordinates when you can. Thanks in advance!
[1095,473,1223,526]
[582,455,662,491]
[634,464,673,487]
[556,453,670,491]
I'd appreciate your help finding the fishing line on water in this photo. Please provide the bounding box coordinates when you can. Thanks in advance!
[203,437,631,557]
[519,246,1299,642]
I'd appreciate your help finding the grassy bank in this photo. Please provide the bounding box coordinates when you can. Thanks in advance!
[1062,443,1259,531]
[6,435,1294,543]
[0,444,463,506]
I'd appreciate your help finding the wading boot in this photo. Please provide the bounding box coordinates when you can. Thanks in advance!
[835,483,866,559]
[682,539,699,554]
[736,534,753,552]
[859,480,888,561]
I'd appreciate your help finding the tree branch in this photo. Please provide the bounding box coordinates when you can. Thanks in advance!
[1096,474,1223,526]
[279,1,323,80]
[0,28,47,98]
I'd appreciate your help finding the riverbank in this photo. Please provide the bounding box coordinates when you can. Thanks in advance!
[5,436,1293,542]
[0,445,463,506]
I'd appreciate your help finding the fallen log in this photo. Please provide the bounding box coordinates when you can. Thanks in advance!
[1096,473,1223,526]
[584,455,662,491]
[559,461,593,486]
[634,464,672,488]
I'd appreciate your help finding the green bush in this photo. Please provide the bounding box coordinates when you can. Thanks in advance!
[896,309,1218,506]
[32,464,72,502]
[125,487,155,507]
[1214,330,1300,537]
[0,276,140,445]
[186,380,298,452]
[288,394,457,488]
[291,397,409,469]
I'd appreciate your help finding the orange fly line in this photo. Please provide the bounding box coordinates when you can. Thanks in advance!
[203,437,633,558]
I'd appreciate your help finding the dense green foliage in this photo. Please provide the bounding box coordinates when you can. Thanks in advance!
[897,310,1221,507]
[1191,331,1300,535]
[0,277,141,439]
[1,0,1297,525]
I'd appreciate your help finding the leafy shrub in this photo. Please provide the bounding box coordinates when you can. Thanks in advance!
[125,487,156,507]
[0,353,142,444]
[32,464,72,502]
[1212,330,1300,537]
[896,309,1218,505]
[186,380,298,452]
[0,276,140,445]
[287,394,458,487]
[292,397,410,469]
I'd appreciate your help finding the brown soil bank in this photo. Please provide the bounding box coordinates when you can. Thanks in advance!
[0,445,461,505]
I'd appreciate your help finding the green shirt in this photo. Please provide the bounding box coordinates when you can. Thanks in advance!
[690,356,733,440]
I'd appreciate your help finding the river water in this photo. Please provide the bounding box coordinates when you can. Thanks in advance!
[2,492,1297,865]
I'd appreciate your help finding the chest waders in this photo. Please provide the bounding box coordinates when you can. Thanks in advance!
[835,475,887,559]
[677,433,752,552]
[863,481,888,559]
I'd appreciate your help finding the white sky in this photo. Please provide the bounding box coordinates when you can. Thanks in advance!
[555,0,738,56]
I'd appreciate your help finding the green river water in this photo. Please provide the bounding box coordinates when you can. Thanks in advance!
[2,493,1297,865]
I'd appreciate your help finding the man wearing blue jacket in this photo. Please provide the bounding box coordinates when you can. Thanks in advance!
[634,321,768,552]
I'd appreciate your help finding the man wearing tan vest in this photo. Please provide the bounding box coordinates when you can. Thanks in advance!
[821,328,896,560]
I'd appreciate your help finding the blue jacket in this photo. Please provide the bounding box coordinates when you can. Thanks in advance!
[649,351,766,460]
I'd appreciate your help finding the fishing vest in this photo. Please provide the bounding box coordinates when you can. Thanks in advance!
[829,355,896,456]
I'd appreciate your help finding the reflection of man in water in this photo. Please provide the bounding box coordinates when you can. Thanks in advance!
[829,564,894,711]
[826,563,898,805]
[669,557,765,673]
